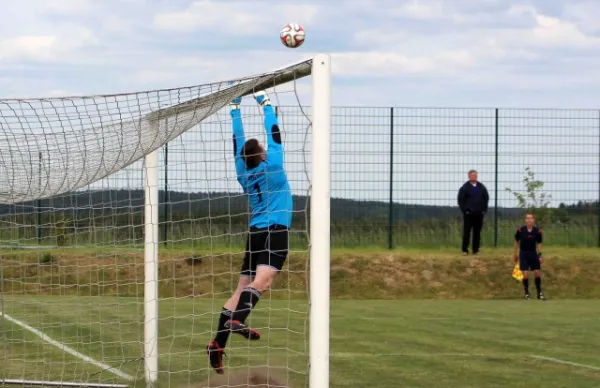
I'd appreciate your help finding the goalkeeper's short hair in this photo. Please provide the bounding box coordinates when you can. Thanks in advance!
[242,139,263,169]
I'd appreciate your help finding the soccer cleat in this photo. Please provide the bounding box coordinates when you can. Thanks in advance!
[206,341,225,374]
[537,293,547,301]
[253,90,271,106]
[524,294,530,300]
[224,319,261,341]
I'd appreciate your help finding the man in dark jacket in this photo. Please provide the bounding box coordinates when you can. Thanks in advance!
[457,170,489,255]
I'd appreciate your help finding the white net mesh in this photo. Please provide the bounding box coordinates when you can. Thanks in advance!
[0,59,313,387]
[0,60,311,205]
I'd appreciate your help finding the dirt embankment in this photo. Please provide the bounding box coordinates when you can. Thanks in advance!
[2,249,599,299]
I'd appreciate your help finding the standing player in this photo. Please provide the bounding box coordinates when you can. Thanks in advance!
[207,89,293,374]
[513,213,546,300]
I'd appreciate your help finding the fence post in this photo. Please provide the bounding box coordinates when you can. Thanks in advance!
[388,107,394,250]
[598,110,600,247]
[494,109,499,247]
[163,143,169,247]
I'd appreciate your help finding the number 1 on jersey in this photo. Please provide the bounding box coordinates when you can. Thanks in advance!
[253,182,263,202]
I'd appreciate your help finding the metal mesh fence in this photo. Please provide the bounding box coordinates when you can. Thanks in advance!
[313,106,598,249]
[9,106,599,250]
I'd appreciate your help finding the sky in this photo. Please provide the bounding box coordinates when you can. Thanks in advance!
[1,0,600,108]
[0,0,599,210]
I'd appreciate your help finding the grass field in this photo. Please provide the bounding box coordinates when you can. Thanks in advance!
[2,247,600,387]
[2,298,600,387]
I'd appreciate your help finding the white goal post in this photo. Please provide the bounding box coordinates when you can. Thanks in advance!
[0,54,331,388]
[308,54,331,388]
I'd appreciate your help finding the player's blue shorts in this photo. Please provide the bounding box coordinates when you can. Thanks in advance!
[519,251,540,271]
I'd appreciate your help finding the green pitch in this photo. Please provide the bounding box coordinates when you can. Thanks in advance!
[2,297,599,388]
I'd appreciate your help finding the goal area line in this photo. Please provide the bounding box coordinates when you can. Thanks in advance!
[531,355,600,371]
[329,352,600,372]
[0,311,135,384]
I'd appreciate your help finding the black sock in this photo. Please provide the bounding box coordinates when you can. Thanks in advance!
[231,287,261,324]
[523,278,529,295]
[535,277,542,294]
[214,308,232,348]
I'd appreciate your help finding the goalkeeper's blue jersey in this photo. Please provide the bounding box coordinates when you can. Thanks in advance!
[231,106,293,229]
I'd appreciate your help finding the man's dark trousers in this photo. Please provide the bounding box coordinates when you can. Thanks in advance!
[462,211,484,253]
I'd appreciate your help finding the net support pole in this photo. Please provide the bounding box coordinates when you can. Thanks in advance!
[144,149,159,387]
[309,53,331,388]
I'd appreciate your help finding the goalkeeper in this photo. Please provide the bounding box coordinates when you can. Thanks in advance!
[207,89,293,374]
[513,213,546,300]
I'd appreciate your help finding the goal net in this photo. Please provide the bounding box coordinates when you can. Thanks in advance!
[0,55,331,388]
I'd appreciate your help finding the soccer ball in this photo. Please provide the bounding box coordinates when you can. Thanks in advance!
[280,23,305,48]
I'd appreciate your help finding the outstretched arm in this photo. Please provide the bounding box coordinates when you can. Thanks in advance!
[263,104,284,168]
[231,109,247,178]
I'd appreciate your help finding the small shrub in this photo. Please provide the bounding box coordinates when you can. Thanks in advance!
[38,252,56,266]
[185,256,203,266]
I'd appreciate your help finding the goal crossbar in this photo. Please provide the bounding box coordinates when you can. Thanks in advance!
[146,58,312,121]
[0,59,313,205]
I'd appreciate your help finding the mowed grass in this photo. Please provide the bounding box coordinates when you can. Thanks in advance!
[2,297,600,388]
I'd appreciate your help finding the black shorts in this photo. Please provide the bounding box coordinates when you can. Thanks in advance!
[240,225,289,277]
[519,251,541,271]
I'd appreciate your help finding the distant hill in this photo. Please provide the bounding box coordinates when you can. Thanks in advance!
[1,189,595,223]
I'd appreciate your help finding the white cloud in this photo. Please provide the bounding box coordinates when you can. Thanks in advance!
[564,1,600,34]
[0,26,98,63]
[531,13,600,48]
[131,69,183,85]
[153,0,321,33]
[333,52,435,76]
[102,16,135,35]
[502,4,600,48]
[41,0,95,15]
[507,4,537,17]
[153,1,257,32]
[353,2,600,72]
[392,0,445,20]
[0,36,56,62]
[354,28,410,47]
[0,0,598,109]
[331,50,477,77]
[44,89,85,97]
